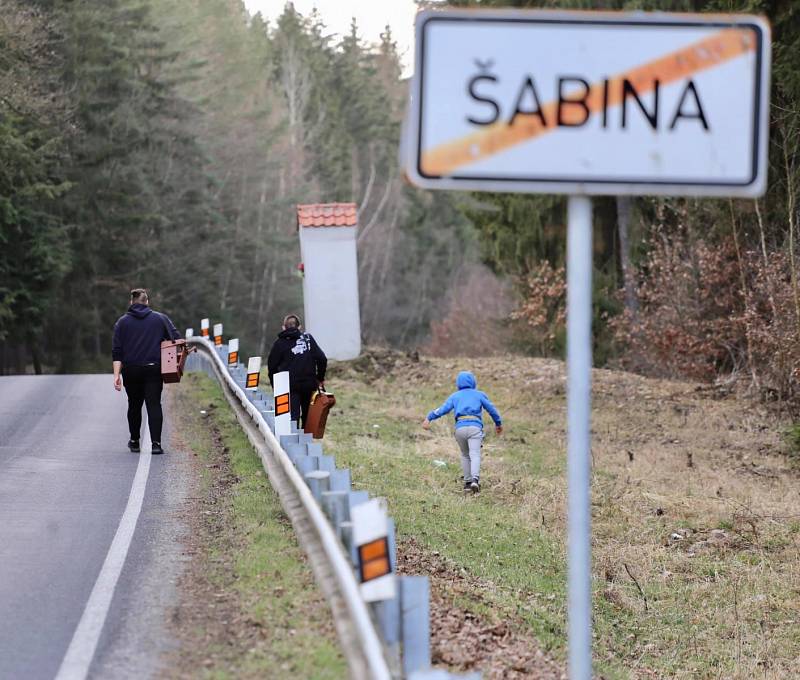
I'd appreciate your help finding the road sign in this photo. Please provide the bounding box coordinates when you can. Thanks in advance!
[403,9,773,680]
[406,9,771,197]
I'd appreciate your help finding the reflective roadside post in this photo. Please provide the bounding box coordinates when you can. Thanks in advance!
[200,318,210,338]
[352,498,396,602]
[273,370,291,437]
[213,323,223,346]
[404,9,770,679]
[246,356,261,390]
[228,338,239,366]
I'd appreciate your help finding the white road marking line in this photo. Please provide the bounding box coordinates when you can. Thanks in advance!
[54,426,153,680]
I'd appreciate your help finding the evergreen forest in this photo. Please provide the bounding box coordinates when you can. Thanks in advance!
[1,0,799,409]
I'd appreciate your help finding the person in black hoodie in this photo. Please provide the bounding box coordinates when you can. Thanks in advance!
[112,288,179,454]
[267,314,327,427]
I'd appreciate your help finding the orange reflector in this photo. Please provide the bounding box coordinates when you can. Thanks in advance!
[214,336,222,346]
[246,373,259,388]
[358,537,391,582]
[275,393,290,415]
[228,351,238,365]
[360,538,388,562]
[361,556,390,582]
[201,329,209,337]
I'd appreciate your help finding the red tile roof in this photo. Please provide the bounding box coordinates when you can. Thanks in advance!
[297,202,358,228]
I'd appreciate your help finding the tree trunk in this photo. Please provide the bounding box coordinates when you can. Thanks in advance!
[28,336,43,375]
[782,128,800,339]
[616,196,638,316]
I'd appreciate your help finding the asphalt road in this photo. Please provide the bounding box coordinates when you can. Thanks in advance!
[0,375,190,680]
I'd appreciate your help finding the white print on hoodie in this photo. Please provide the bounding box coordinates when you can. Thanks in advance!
[290,335,311,356]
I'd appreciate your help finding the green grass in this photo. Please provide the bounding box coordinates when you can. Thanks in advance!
[323,381,578,667]
[320,356,800,680]
[174,373,347,680]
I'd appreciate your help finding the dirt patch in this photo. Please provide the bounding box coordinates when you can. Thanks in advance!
[328,346,433,385]
[161,398,263,678]
[162,380,346,679]
[398,537,566,680]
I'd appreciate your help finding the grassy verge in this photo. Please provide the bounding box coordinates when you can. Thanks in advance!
[168,372,347,680]
[322,352,800,679]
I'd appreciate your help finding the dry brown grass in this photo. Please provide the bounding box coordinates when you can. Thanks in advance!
[327,351,800,678]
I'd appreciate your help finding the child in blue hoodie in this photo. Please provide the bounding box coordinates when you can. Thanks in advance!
[422,371,502,493]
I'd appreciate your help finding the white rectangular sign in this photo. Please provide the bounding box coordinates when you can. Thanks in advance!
[406,9,770,197]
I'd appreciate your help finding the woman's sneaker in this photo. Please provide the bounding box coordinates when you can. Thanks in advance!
[463,479,472,492]
[470,478,480,494]
[128,440,140,453]
[151,442,164,455]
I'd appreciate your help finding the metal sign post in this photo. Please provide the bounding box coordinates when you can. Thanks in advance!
[566,195,593,679]
[404,9,771,679]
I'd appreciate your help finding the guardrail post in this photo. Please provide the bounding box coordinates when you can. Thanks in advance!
[280,433,300,448]
[296,456,316,478]
[285,442,308,463]
[329,468,351,492]
[374,597,402,672]
[315,455,336,473]
[321,490,349,534]
[305,470,331,502]
[339,521,357,565]
[401,576,431,676]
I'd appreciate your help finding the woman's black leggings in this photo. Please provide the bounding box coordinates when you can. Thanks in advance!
[122,364,164,443]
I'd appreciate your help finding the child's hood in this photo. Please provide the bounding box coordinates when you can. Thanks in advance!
[456,371,477,390]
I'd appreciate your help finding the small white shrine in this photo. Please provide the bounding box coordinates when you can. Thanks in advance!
[297,203,362,360]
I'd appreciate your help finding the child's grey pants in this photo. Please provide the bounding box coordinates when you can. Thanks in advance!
[455,425,484,481]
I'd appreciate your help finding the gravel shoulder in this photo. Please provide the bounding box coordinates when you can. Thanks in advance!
[159,374,346,680]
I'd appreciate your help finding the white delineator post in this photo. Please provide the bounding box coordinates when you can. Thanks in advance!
[200,318,209,338]
[273,371,291,437]
[246,356,261,390]
[566,195,593,680]
[228,338,239,366]
[352,497,396,603]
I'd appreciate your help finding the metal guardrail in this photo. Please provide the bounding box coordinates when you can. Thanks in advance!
[185,336,480,680]
[186,337,392,680]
